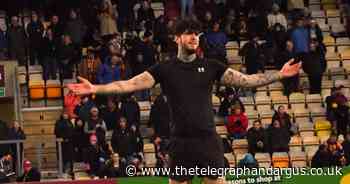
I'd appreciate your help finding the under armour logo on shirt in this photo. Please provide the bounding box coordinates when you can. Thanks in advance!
[198,67,205,72]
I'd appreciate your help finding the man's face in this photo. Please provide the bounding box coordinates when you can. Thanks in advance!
[278,106,286,114]
[52,16,59,24]
[32,14,38,22]
[175,32,199,54]
[11,17,18,27]
[90,108,98,116]
[253,122,261,130]
[120,119,127,129]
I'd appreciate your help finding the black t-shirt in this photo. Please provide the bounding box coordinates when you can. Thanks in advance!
[147,58,227,137]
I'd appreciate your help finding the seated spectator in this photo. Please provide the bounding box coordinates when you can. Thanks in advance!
[148,93,171,139]
[268,4,287,30]
[271,105,292,133]
[237,153,258,168]
[41,29,58,80]
[218,87,245,117]
[203,20,228,63]
[195,0,217,22]
[326,86,349,136]
[154,136,170,169]
[247,9,268,38]
[225,105,249,140]
[26,11,44,66]
[97,55,122,84]
[83,134,111,178]
[57,35,77,79]
[266,120,291,153]
[247,120,266,155]
[302,40,326,94]
[111,118,143,174]
[311,144,331,168]
[54,112,74,174]
[104,153,121,177]
[101,97,121,131]
[16,160,41,182]
[121,95,141,130]
[75,95,95,122]
[73,118,88,162]
[239,34,263,75]
[7,16,26,66]
[84,107,107,135]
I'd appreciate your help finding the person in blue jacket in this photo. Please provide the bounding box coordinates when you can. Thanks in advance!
[97,55,121,84]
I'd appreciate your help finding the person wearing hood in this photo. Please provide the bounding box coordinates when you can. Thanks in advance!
[73,118,88,162]
[65,9,86,46]
[204,20,228,63]
[97,55,121,84]
[54,112,74,174]
[302,40,326,94]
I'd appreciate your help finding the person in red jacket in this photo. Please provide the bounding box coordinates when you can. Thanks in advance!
[225,105,248,140]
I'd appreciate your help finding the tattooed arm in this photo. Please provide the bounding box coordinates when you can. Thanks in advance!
[68,72,155,95]
[220,59,301,88]
[220,68,283,88]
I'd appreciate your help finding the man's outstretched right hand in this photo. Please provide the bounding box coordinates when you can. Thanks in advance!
[67,76,97,96]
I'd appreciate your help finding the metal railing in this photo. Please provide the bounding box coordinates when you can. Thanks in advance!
[0,138,63,177]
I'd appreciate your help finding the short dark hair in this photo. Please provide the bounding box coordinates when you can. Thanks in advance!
[175,19,201,36]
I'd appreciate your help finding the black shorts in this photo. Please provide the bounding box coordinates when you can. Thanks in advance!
[168,133,225,182]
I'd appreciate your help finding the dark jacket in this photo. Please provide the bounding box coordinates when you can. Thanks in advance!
[74,100,95,122]
[65,18,86,45]
[218,97,245,117]
[101,107,122,131]
[131,40,156,75]
[83,144,111,176]
[40,36,57,58]
[302,46,327,76]
[266,126,290,153]
[239,40,263,74]
[120,99,140,129]
[271,112,292,132]
[16,167,41,182]
[54,118,74,140]
[111,128,142,158]
[247,127,266,154]
[149,95,170,138]
[26,21,44,48]
[7,26,26,58]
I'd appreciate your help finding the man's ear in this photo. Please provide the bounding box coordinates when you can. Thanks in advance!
[175,35,181,44]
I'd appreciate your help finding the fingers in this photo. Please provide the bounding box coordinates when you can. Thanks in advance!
[77,76,89,83]
[287,58,295,65]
